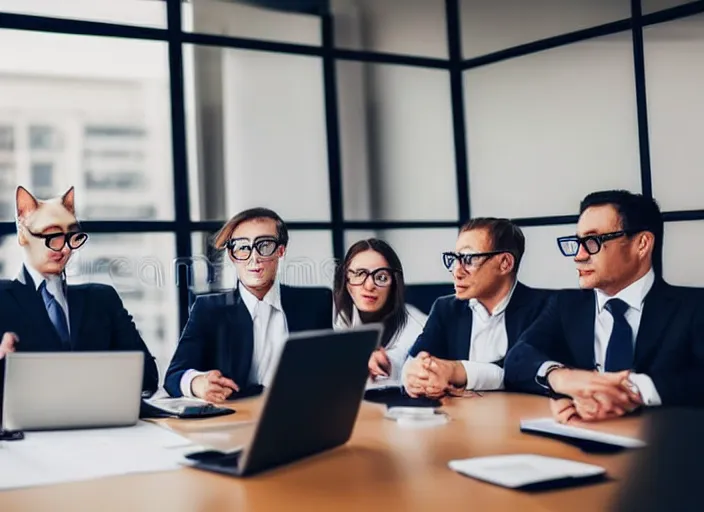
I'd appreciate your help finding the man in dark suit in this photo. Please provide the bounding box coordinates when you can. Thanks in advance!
[163,208,332,402]
[402,218,550,398]
[504,190,704,422]
[0,186,159,395]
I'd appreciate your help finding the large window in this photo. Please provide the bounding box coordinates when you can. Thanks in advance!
[2,0,704,387]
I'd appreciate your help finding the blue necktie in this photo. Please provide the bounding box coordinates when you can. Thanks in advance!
[39,281,71,350]
[604,298,633,372]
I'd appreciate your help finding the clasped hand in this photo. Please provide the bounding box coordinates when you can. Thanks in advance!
[403,351,466,398]
[548,369,643,423]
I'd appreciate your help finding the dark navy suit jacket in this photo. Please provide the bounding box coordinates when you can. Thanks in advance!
[408,282,551,366]
[0,270,159,394]
[163,285,333,398]
[504,280,704,406]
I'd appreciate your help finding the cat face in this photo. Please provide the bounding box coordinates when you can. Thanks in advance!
[16,186,87,275]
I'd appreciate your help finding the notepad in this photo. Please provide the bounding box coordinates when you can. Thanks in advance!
[520,418,646,452]
[449,454,606,490]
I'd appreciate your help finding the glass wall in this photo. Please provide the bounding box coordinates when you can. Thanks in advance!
[2,0,703,385]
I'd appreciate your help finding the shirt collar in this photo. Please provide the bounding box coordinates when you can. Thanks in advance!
[469,278,518,317]
[238,280,282,314]
[22,261,63,292]
[595,267,655,313]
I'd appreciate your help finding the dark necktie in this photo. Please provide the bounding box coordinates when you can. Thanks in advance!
[39,281,71,350]
[604,298,633,372]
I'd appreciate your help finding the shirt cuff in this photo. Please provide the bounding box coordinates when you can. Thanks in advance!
[534,360,562,385]
[629,373,662,407]
[460,361,505,391]
[400,356,413,387]
[180,369,208,398]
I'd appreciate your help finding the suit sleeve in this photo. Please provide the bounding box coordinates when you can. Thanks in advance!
[163,296,210,397]
[407,299,448,359]
[103,286,159,395]
[648,299,704,407]
[504,293,566,395]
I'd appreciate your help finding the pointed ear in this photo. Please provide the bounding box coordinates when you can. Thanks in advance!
[61,186,75,214]
[16,186,39,220]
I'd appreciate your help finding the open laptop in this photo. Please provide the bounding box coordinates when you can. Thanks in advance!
[2,351,144,431]
[183,324,382,477]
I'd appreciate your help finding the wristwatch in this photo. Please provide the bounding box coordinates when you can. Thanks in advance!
[535,363,570,400]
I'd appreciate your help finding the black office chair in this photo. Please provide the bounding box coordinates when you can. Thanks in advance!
[404,283,454,315]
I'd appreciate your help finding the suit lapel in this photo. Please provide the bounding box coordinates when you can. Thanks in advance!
[228,289,254,381]
[454,304,473,361]
[8,277,64,350]
[634,280,676,367]
[505,282,528,346]
[570,292,597,369]
[66,286,85,350]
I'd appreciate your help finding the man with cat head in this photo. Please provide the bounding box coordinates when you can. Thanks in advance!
[0,186,158,394]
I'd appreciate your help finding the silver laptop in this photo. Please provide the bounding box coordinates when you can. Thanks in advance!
[184,324,382,477]
[2,351,144,431]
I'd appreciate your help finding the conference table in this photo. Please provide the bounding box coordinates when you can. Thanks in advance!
[0,393,645,512]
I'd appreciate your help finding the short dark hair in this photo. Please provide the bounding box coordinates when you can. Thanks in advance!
[459,217,525,273]
[579,190,663,268]
[333,238,408,349]
[213,207,289,250]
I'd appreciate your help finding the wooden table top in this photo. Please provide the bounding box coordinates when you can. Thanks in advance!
[0,392,646,512]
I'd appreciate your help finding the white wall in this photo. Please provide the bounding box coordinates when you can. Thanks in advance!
[332,0,448,58]
[643,14,704,212]
[460,0,631,58]
[464,32,641,221]
[0,0,166,27]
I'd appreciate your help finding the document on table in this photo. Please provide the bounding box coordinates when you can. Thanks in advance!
[0,421,198,491]
[448,454,606,489]
[520,418,646,448]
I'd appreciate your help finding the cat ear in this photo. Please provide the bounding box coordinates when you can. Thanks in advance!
[61,186,75,214]
[16,186,39,220]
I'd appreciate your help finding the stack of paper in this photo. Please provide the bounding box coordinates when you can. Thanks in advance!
[449,454,606,489]
[520,418,646,448]
[0,421,197,491]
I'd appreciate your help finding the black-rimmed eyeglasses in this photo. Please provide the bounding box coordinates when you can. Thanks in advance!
[27,229,88,252]
[346,267,396,288]
[556,230,635,257]
[226,237,281,261]
[442,250,509,272]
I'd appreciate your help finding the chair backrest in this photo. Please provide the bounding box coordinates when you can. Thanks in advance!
[405,283,454,315]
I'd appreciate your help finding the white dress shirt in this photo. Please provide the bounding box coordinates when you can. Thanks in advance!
[401,281,516,392]
[334,304,426,387]
[24,263,70,336]
[179,281,289,397]
[460,281,517,391]
[537,268,662,406]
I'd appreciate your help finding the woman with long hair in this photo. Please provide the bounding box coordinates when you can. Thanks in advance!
[333,238,426,386]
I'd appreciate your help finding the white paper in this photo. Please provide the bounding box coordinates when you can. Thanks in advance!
[0,421,196,491]
[520,418,646,448]
[448,454,605,488]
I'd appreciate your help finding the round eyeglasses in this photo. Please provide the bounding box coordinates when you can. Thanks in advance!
[226,237,281,261]
[27,229,88,252]
[442,250,508,272]
[346,267,395,288]
[556,231,633,257]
